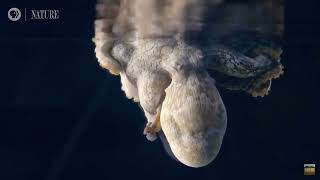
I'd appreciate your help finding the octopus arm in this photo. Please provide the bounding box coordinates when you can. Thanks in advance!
[94,0,135,75]
[120,72,139,102]
[204,45,279,78]
[208,68,283,97]
[137,72,170,121]
[205,31,284,97]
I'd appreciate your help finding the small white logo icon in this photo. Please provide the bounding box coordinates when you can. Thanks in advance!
[8,8,21,21]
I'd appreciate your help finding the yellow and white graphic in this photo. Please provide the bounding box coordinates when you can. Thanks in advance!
[304,164,316,176]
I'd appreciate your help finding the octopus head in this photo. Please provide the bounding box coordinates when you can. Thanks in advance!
[162,42,204,78]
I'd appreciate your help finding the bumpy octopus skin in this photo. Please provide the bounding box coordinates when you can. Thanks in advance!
[160,43,227,167]
[161,73,227,167]
[93,1,284,167]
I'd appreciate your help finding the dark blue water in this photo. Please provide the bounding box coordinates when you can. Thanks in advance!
[0,0,319,180]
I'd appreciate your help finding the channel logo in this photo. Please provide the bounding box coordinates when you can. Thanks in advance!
[8,7,21,21]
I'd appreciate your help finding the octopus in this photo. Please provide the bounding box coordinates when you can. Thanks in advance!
[93,0,284,167]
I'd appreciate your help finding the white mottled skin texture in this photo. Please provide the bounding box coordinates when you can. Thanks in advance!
[102,36,228,167]
[161,73,227,167]
[94,26,282,168]
[160,42,227,167]
[94,0,284,168]
[125,38,174,119]
[119,39,174,139]
[119,72,139,102]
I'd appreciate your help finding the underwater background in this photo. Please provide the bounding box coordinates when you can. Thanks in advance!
[0,0,319,179]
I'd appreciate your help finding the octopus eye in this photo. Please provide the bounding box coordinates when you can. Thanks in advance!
[161,46,173,56]
[173,62,184,71]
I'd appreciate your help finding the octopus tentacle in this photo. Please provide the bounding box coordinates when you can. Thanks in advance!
[247,63,284,97]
